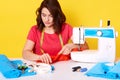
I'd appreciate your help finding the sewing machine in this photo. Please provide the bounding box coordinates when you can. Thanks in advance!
[71,23,118,63]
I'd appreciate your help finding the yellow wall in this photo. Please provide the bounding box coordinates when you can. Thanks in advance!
[0,0,120,58]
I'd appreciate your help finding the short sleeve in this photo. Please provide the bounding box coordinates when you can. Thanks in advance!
[27,25,37,42]
[61,23,73,44]
[67,24,73,39]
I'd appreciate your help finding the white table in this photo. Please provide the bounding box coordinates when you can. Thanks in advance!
[0,59,109,80]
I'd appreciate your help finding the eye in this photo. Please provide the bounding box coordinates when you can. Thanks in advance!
[49,14,53,18]
[41,13,46,17]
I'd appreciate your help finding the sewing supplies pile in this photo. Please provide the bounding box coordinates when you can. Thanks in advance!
[27,63,54,74]
[0,54,54,78]
[85,61,120,79]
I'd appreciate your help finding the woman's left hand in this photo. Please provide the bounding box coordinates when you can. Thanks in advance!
[58,43,73,55]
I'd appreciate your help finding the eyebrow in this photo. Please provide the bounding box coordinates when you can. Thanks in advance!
[41,12,52,16]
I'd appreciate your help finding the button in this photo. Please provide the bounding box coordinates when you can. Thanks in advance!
[97,30,102,37]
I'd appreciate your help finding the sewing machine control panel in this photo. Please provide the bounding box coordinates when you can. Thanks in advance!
[84,28,115,38]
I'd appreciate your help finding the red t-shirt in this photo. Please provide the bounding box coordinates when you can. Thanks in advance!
[27,23,73,56]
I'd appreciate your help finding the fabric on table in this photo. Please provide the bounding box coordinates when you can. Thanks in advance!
[0,54,21,78]
[0,54,36,78]
[107,61,120,78]
[85,61,120,79]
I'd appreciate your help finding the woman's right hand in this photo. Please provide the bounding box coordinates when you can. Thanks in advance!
[39,53,52,64]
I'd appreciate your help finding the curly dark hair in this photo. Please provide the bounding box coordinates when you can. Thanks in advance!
[36,0,66,34]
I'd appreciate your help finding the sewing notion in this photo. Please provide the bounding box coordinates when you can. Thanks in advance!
[72,66,87,72]
[27,63,55,74]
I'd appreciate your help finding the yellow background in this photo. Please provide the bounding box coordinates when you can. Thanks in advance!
[0,0,120,58]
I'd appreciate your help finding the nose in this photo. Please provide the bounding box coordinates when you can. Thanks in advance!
[45,16,50,21]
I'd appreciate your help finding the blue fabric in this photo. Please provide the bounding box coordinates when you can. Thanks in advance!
[107,61,120,78]
[85,61,120,79]
[0,54,36,78]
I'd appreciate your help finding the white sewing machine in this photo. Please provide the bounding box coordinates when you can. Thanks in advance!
[71,22,118,63]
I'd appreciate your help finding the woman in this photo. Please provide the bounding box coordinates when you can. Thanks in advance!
[22,0,89,64]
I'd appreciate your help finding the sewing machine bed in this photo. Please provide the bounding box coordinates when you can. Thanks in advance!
[0,59,109,80]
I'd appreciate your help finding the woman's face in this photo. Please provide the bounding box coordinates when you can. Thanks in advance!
[41,7,54,27]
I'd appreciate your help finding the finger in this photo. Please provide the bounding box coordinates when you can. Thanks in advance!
[63,48,71,55]
[42,54,49,64]
[42,54,52,64]
[58,47,66,54]
[58,50,62,55]
[39,55,44,62]
[46,54,52,63]
[40,54,47,63]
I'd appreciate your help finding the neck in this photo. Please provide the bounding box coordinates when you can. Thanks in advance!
[44,27,55,34]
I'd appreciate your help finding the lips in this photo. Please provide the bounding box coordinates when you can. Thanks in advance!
[44,22,53,27]
[45,22,50,24]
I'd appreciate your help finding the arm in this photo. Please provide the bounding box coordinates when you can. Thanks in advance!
[22,40,40,61]
[22,40,52,64]
[58,35,89,55]
[71,35,89,50]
